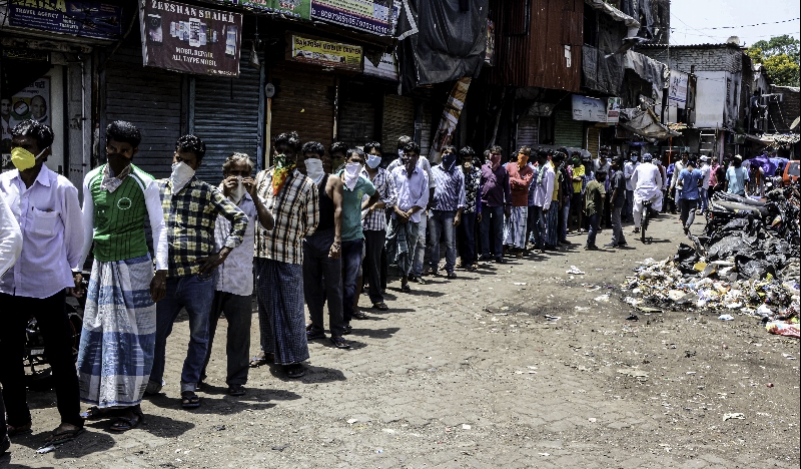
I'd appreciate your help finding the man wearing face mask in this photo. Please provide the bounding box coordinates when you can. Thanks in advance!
[361,142,396,310]
[149,135,248,409]
[200,153,273,396]
[504,146,534,258]
[74,121,168,431]
[631,153,664,234]
[479,145,512,263]
[457,146,482,271]
[336,148,378,331]
[0,120,86,445]
[669,151,689,206]
[623,151,639,223]
[329,141,348,174]
[387,141,429,292]
[427,145,466,277]
[252,132,319,379]
[299,141,348,349]
[531,149,555,251]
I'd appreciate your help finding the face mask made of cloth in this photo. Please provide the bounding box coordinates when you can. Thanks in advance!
[11,146,48,171]
[366,154,382,169]
[442,152,457,171]
[170,161,195,194]
[304,158,325,185]
[343,162,362,191]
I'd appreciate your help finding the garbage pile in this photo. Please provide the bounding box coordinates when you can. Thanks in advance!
[624,187,801,339]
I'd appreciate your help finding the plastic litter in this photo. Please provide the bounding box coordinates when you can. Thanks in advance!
[36,445,56,454]
[544,315,561,321]
[723,413,745,421]
[566,266,586,275]
[718,314,735,321]
[594,294,610,302]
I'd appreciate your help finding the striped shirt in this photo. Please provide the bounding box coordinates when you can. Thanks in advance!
[361,167,397,232]
[430,163,466,212]
[157,177,247,278]
[254,168,319,265]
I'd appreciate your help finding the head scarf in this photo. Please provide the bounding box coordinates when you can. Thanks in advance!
[272,153,296,196]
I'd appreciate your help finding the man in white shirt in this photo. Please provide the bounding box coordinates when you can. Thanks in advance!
[698,156,712,214]
[0,190,22,454]
[0,119,85,445]
[623,152,639,222]
[631,153,664,234]
[670,151,689,204]
[201,153,273,396]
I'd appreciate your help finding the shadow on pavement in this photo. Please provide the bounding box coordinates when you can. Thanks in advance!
[10,427,116,460]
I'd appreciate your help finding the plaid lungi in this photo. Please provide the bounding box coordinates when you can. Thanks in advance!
[504,206,528,249]
[255,258,309,365]
[77,255,156,408]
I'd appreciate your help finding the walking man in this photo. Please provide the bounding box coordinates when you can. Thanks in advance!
[631,153,663,235]
[387,141,429,292]
[253,132,319,378]
[428,146,465,277]
[149,134,248,408]
[725,155,749,196]
[623,152,639,222]
[0,120,86,444]
[76,121,168,430]
[361,142,396,310]
[201,153,274,396]
[677,158,703,235]
[698,156,711,214]
[479,146,511,263]
[604,157,628,248]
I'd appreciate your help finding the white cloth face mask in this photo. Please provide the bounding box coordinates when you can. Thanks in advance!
[343,162,361,191]
[304,158,325,185]
[170,161,195,194]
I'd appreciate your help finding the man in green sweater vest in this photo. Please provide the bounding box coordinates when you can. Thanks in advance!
[76,121,168,431]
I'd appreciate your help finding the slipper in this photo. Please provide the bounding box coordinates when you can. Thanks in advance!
[81,406,117,421]
[181,391,201,409]
[342,324,353,335]
[44,426,85,446]
[249,352,274,367]
[330,337,351,349]
[109,407,144,432]
[372,302,389,311]
[352,311,369,320]
[6,423,32,437]
[227,385,246,397]
[467,265,477,272]
[306,329,326,340]
[400,283,411,293]
[283,364,306,379]
[447,272,457,279]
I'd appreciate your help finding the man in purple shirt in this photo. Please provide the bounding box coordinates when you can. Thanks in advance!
[479,145,512,263]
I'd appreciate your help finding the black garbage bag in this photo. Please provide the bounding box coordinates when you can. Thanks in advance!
[707,233,757,261]
[736,254,777,280]
[674,243,700,274]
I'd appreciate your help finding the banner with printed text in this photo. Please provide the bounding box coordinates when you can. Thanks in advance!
[8,0,122,40]
[219,0,310,19]
[140,0,243,77]
[289,35,363,72]
[311,0,393,36]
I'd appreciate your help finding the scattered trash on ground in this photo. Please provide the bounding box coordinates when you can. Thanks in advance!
[212,425,226,431]
[625,314,639,321]
[623,189,800,337]
[566,266,586,275]
[594,294,610,302]
[272,444,290,451]
[36,445,56,454]
[544,315,561,321]
[723,413,745,421]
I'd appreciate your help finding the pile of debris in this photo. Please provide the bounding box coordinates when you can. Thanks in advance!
[624,187,800,338]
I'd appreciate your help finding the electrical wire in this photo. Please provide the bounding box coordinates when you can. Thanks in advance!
[671,17,800,31]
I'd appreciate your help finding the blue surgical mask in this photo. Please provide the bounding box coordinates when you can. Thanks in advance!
[367,154,382,169]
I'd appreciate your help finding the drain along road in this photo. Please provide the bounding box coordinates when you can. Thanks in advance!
[7,214,800,468]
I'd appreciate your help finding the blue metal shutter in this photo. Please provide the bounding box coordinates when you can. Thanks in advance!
[192,50,262,186]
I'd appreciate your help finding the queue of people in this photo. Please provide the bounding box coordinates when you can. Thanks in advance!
[0,117,776,452]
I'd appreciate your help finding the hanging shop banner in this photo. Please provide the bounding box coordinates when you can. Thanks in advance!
[429,77,471,163]
[310,0,393,36]
[140,0,243,77]
[607,97,621,124]
[219,0,310,19]
[8,0,122,40]
[668,70,689,107]
[363,52,398,81]
[572,94,607,123]
[288,35,363,72]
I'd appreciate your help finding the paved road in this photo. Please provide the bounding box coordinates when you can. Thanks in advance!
[5,213,800,468]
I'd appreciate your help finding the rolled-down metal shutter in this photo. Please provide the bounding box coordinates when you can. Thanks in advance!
[382,94,414,151]
[339,100,376,149]
[193,51,262,186]
[517,116,539,148]
[270,66,335,152]
[419,99,433,157]
[102,41,182,179]
[587,126,600,157]
[553,110,584,148]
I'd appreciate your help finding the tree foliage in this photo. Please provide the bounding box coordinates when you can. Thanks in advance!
[746,35,801,87]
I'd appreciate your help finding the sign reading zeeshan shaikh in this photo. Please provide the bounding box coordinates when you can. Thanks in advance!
[140,0,242,77]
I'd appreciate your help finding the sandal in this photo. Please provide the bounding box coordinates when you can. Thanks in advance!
[228,385,246,397]
[306,329,326,340]
[249,352,274,368]
[447,272,457,279]
[6,422,32,437]
[342,324,353,335]
[109,407,144,432]
[372,302,389,311]
[352,311,369,320]
[81,406,118,421]
[44,425,85,446]
[283,364,306,379]
[330,337,351,349]
[401,283,411,293]
[180,391,201,409]
[467,265,477,272]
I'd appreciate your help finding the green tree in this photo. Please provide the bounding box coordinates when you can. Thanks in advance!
[746,35,801,87]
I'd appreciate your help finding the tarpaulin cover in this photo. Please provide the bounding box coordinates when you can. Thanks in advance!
[585,0,640,35]
[396,0,489,92]
[619,106,680,141]
[623,50,668,98]
[620,0,655,38]
[582,13,627,95]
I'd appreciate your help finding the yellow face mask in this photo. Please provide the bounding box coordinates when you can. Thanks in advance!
[11,146,47,171]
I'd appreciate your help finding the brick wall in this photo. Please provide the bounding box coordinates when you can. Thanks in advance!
[637,45,743,75]
[768,85,801,133]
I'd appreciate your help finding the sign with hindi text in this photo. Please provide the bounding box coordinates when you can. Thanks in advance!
[288,34,363,72]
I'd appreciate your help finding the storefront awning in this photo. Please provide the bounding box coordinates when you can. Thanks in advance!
[619,106,680,142]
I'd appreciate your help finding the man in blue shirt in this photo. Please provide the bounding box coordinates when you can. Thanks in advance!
[427,146,465,278]
[677,158,703,235]
[726,155,749,197]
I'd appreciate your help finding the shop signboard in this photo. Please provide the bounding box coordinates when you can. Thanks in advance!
[140,0,243,77]
[288,34,363,72]
[311,0,393,36]
[607,97,621,124]
[668,70,688,107]
[8,0,122,40]
[363,52,398,81]
[572,94,607,123]
[220,0,310,19]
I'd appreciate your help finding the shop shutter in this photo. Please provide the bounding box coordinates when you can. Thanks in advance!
[270,66,335,153]
[517,116,539,148]
[338,100,376,148]
[102,43,182,179]
[553,110,583,148]
[193,50,262,186]
[587,126,600,157]
[419,99,433,157]
[382,94,414,150]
